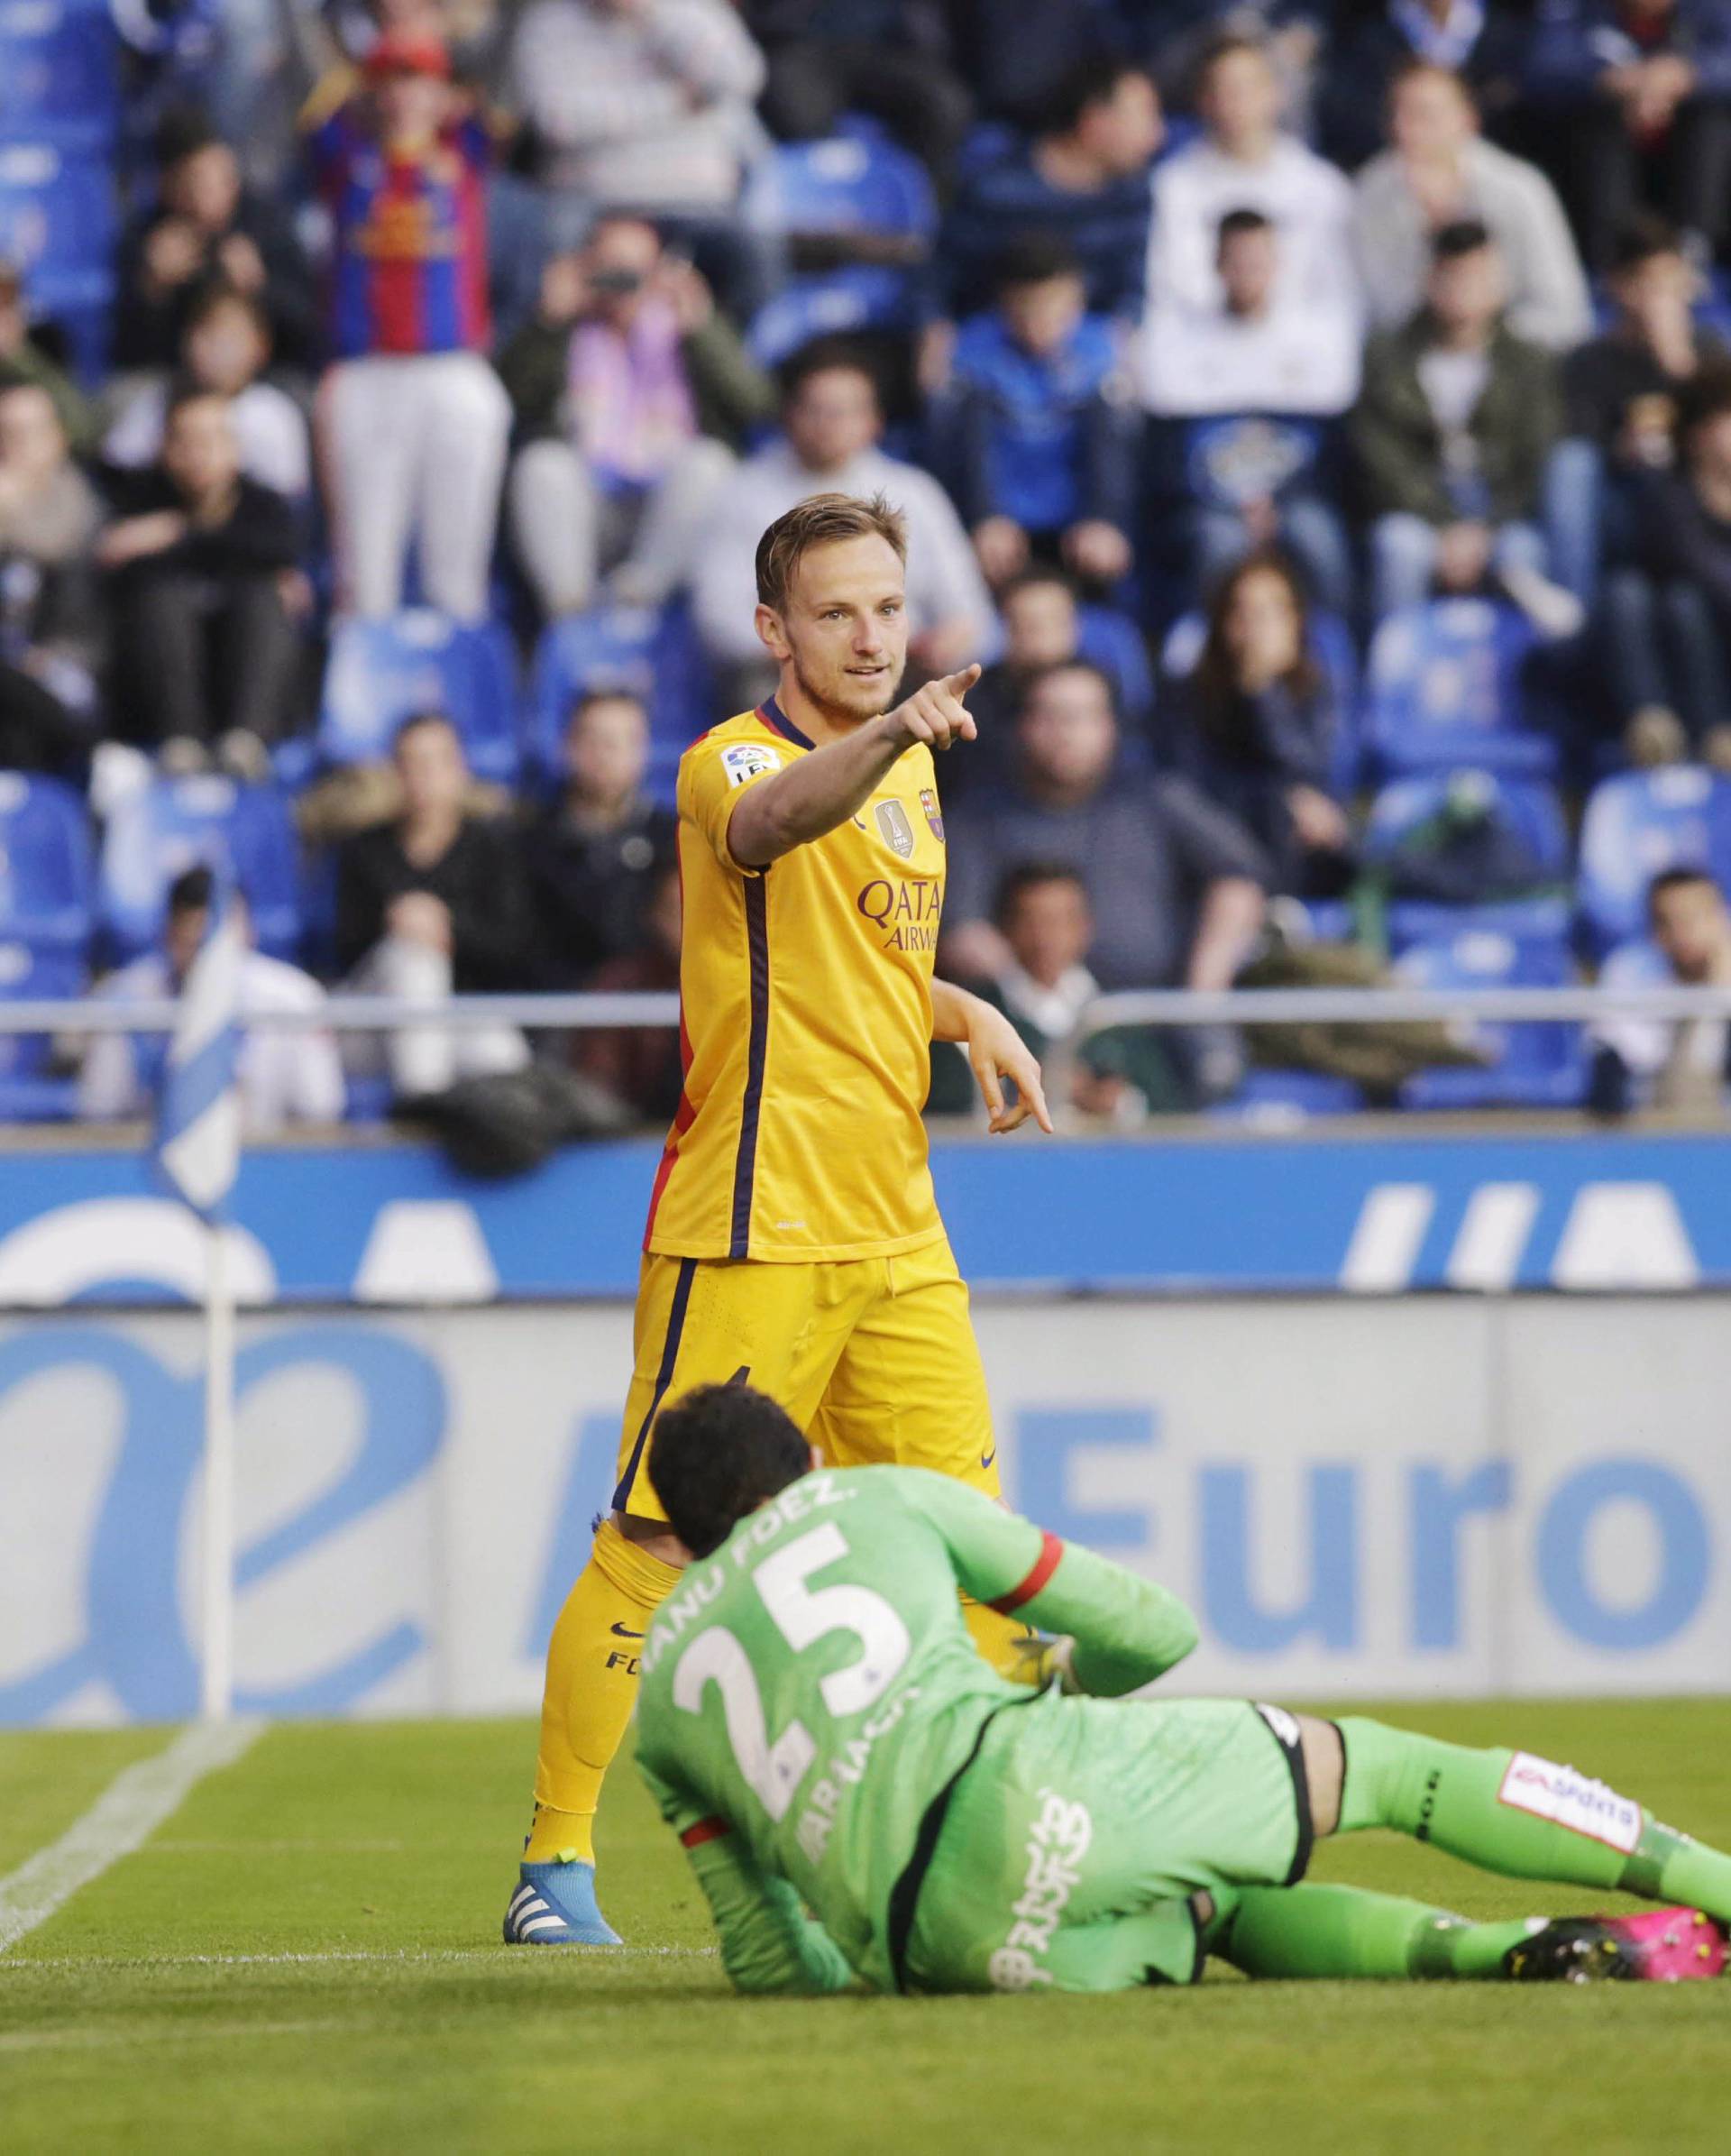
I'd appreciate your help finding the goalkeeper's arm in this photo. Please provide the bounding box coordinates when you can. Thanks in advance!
[898,1469,1199,1697]
[639,1763,853,1995]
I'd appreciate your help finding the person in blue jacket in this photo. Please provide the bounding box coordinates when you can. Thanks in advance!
[937,234,1139,592]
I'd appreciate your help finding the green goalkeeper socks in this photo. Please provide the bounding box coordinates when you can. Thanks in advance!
[1222,1884,1537,1982]
[1335,1717,1731,1922]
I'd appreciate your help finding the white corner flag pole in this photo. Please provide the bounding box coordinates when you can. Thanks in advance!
[152,882,245,1725]
[199,1218,237,1723]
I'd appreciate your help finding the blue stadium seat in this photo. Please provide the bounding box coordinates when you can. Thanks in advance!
[0,0,121,151]
[0,772,93,952]
[0,939,80,1119]
[98,777,301,964]
[1076,605,1153,724]
[1159,607,1360,792]
[1577,764,1731,955]
[1362,600,1552,779]
[317,612,520,784]
[740,128,938,247]
[1394,921,1582,1109]
[527,601,713,787]
[0,141,115,311]
[746,265,919,370]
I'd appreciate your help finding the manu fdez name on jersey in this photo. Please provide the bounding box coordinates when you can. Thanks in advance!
[638,1473,859,1680]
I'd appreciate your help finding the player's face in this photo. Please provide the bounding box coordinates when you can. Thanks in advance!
[766,535,909,723]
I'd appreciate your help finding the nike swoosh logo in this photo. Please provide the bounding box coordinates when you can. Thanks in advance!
[609,1623,646,1639]
[980,1448,997,1472]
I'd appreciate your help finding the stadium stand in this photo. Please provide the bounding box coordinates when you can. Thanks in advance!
[97,776,301,963]
[316,613,522,787]
[0,7,1726,1129]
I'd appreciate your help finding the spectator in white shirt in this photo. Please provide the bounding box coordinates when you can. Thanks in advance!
[1353,62,1591,353]
[1148,32,1360,324]
[506,0,774,314]
[689,343,995,703]
[1144,209,1357,611]
[102,283,312,503]
[1589,867,1731,1116]
[1142,207,1361,417]
[78,867,344,1131]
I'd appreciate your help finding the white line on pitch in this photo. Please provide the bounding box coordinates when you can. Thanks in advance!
[0,1718,264,1955]
[4,1944,717,1973]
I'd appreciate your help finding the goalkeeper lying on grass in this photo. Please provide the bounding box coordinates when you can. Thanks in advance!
[630,1383,1731,1995]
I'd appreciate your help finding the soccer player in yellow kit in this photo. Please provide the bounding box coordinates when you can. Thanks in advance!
[504,491,1053,1946]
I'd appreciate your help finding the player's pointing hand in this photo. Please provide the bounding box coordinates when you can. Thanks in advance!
[881,664,982,754]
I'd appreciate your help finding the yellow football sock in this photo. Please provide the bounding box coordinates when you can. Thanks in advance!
[527,1518,682,1864]
[961,1596,1045,1684]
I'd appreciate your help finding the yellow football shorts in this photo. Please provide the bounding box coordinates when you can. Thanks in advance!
[610,1233,999,1522]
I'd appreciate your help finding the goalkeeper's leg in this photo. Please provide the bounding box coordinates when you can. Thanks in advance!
[1218,1881,1726,1984]
[1294,1712,1731,1923]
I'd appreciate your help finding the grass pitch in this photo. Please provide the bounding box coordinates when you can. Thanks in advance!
[2,1700,1727,2155]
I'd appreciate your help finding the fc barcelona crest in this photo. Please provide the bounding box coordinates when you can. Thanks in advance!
[919,786,945,843]
[875,799,916,859]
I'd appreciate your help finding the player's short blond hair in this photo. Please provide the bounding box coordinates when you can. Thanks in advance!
[754,491,908,616]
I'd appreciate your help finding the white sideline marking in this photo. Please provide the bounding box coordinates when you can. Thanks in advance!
[0,1718,263,1955]
[4,1945,716,1974]
[0,2019,342,2054]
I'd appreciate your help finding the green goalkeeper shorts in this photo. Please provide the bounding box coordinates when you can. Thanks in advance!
[898,1693,1314,1995]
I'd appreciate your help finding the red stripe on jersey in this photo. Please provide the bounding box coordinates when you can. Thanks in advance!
[680,1816,731,1849]
[454,152,490,350]
[370,160,425,354]
[991,1531,1064,1614]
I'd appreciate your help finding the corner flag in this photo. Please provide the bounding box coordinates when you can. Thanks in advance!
[152,884,245,1218]
[151,876,247,1719]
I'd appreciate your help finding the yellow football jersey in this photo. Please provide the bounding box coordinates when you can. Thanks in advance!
[644,697,949,1263]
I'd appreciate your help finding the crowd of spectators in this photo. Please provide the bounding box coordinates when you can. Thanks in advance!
[6,0,1731,1131]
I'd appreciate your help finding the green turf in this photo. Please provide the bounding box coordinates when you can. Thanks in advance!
[2,1702,1728,2154]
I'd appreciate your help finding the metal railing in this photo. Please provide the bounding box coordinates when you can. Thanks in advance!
[1,982,1726,1035]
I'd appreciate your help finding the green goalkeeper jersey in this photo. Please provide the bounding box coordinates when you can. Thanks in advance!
[635,1464,1199,1995]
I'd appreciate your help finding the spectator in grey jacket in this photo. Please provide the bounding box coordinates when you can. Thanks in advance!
[1351,220,1571,624]
[941,658,1268,995]
[1353,63,1591,353]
